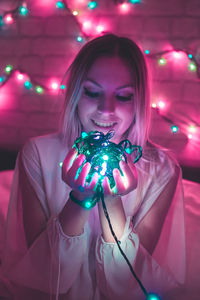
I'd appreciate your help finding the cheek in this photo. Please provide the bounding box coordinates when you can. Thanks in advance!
[120,104,135,122]
[78,99,88,119]
[78,98,95,114]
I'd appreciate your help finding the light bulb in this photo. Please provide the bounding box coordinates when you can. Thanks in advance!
[24,81,32,89]
[5,14,14,24]
[35,86,44,94]
[88,1,97,9]
[171,125,178,133]
[158,58,167,66]
[5,65,13,74]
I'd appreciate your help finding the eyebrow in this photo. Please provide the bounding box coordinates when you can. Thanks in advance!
[85,78,134,90]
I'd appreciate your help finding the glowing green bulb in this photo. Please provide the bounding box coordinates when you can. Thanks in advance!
[56,1,65,9]
[59,162,63,167]
[19,5,28,16]
[77,36,83,42]
[5,65,13,74]
[188,54,193,59]
[158,58,167,66]
[84,201,92,209]
[145,49,150,54]
[0,16,4,26]
[188,62,197,72]
[147,293,161,300]
[60,84,66,89]
[35,86,43,94]
[88,1,97,9]
[24,81,32,90]
[129,0,141,3]
[125,147,132,154]
[171,125,178,133]
[81,132,88,138]
[0,76,4,83]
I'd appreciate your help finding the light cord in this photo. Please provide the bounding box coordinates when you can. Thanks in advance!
[96,183,148,297]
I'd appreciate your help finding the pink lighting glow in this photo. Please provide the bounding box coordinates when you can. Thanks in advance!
[0,85,13,109]
[119,3,131,13]
[49,79,60,91]
[51,82,59,90]
[82,20,93,35]
[172,51,185,60]
[16,73,25,81]
[158,100,166,109]
[83,20,92,29]
[151,103,157,108]
[167,50,188,67]
[188,125,197,133]
[96,25,105,34]
[76,0,87,3]
[5,14,14,24]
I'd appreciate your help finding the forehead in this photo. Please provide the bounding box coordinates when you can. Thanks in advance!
[87,56,133,85]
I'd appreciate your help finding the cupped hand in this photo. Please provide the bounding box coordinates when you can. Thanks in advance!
[102,154,138,197]
[62,148,99,198]
[62,148,138,199]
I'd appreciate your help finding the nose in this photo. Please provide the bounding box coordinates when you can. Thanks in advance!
[97,95,115,114]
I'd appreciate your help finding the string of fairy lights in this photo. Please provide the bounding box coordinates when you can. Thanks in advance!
[0,0,199,142]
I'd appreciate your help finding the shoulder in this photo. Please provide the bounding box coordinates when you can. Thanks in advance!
[140,141,180,181]
[22,132,64,158]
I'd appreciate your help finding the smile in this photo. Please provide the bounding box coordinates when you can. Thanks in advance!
[92,120,117,128]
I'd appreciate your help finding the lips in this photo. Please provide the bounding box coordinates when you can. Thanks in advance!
[92,119,117,128]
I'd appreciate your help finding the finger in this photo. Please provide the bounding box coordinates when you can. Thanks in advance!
[113,167,127,194]
[63,154,85,187]
[102,176,114,195]
[62,148,78,182]
[67,154,86,182]
[119,160,137,191]
[75,162,91,190]
[85,172,99,192]
[62,148,78,174]
[126,154,138,178]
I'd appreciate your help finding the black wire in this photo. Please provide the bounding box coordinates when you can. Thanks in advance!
[97,184,148,298]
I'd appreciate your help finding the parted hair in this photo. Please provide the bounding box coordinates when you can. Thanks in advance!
[59,33,151,150]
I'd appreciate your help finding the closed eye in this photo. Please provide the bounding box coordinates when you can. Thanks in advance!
[84,87,99,98]
[117,94,133,102]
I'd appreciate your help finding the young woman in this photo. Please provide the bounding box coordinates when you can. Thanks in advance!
[2,34,186,299]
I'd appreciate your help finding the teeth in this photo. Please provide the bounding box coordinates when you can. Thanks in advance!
[94,120,115,127]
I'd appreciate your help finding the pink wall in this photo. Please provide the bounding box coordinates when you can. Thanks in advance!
[0,0,200,166]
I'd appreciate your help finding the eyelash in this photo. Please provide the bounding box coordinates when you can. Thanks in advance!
[84,88,99,98]
[84,87,133,102]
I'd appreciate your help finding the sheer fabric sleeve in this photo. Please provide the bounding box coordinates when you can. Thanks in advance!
[95,152,186,300]
[2,139,88,294]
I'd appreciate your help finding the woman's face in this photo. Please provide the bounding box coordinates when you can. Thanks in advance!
[78,56,135,143]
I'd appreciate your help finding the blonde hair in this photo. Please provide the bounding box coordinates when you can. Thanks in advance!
[59,33,151,150]
[59,34,175,214]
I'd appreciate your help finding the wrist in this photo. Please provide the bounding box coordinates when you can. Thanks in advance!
[70,190,97,209]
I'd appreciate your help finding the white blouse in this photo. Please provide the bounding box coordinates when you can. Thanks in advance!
[2,133,186,300]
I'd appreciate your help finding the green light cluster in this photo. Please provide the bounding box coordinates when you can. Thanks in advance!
[73,130,142,193]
